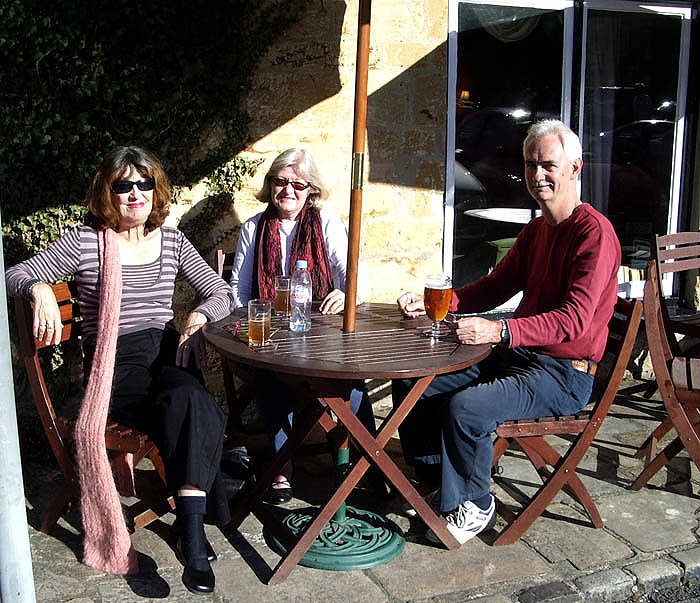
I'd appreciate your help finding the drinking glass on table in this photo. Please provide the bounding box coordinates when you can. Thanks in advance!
[274,275,291,316]
[247,299,272,347]
[423,274,452,339]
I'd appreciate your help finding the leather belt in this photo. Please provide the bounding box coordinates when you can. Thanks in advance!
[571,359,597,376]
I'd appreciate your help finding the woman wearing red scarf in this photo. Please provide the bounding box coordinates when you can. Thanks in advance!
[229,148,373,503]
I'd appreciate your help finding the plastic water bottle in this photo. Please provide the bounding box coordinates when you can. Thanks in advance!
[290,259,312,332]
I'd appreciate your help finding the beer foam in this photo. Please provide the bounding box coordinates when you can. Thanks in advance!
[425,278,451,289]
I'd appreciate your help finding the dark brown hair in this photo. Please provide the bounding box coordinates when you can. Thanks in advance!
[84,146,171,232]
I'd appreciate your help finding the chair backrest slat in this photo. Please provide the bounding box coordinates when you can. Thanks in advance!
[216,249,236,283]
[644,260,676,374]
[655,232,700,272]
[590,297,643,423]
[14,282,82,482]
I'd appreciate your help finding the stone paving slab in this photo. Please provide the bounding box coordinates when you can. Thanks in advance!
[598,489,700,552]
[369,537,551,600]
[624,558,683,594]
[518,504,633,571]
[574,567,635,602]
[671,546,700,582]
[19,379,700,602]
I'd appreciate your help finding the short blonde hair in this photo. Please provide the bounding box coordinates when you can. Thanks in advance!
[255,148,328,208]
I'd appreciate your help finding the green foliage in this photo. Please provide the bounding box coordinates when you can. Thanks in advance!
[207,156,263,198]
[178,156,262,259]
[3,204,87,267]
[0,0,311,404]
[0,0,310,263]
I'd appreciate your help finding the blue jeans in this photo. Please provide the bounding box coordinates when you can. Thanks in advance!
[392,346,594,512]
[254,370,376,455]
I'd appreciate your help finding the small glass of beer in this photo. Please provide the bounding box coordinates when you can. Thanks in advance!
[274,275,291,316]
[247,299,272,347]
[424,274,452,339]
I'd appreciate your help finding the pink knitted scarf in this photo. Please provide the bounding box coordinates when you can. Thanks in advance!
[74,228,138,575]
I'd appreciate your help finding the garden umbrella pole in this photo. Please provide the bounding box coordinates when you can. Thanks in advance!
[343,0,371,333]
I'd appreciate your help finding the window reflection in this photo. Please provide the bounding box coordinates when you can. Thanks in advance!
[453,4,564,288]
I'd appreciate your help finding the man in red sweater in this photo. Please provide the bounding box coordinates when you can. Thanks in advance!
[395,120,621,545]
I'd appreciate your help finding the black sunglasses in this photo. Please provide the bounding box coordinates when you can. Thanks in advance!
[111,177,156,194]
[271,176,311,191]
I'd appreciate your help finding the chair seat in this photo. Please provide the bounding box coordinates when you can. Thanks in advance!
[497,413,591,437]
[56,415,151,454]
[491,297,642,545]
[668,314,700,338]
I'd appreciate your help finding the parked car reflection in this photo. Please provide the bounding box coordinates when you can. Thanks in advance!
[584,119,674,266]
[455,107,549,213]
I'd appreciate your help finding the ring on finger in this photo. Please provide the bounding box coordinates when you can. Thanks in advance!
[46,324,55,330]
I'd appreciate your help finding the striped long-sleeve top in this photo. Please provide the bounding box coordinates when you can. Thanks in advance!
[5,225,233,341]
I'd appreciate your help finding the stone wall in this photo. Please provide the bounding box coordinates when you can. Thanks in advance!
[187,0,450,303]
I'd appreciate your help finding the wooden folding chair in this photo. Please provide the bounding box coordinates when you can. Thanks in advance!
[630,261,700,490]
[491,296,643,545]
[653,232,700,340]
[14,281,174,533]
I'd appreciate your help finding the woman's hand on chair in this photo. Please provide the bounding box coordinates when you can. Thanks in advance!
[31,283,63,345]
[177,311,208,368]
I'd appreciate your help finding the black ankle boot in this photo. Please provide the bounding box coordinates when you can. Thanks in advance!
[176,495,215,595]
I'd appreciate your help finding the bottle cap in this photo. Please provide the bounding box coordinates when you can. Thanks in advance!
[295,259,308,269]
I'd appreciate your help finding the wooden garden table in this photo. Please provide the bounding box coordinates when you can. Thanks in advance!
[203,302,491,583]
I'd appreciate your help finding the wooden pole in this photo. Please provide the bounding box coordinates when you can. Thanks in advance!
[343,0,371,333]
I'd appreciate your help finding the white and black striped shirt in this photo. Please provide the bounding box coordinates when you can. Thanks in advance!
[6,225,233,340]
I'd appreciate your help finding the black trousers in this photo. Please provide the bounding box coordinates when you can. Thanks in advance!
[83,327,230,526]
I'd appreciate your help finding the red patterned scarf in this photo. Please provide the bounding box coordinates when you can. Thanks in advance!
[252,202,333,301]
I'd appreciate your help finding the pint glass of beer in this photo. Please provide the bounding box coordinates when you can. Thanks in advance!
[274,275,291,316]
[424,274,452,339]
[247,299,272,346]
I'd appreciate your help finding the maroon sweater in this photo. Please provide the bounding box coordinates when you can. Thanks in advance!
[451,203,621,363]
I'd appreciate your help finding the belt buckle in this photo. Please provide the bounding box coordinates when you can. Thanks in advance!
[571,359,587,373]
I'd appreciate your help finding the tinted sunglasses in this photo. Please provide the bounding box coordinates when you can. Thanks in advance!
[111,177,156,194]
[271,176,311,191]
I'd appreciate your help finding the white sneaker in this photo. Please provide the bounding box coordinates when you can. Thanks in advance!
[425,495,496,545]
[403,488,441,517]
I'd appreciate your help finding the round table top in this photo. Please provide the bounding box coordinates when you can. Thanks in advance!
[203,303,492,380]
[464,207,542,224]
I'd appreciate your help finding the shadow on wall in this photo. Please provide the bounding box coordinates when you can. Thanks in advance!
[365,42,447,191]
[1,0,343,227]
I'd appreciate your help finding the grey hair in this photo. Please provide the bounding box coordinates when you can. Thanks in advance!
[523,119,582,162]
[255,148,328,208]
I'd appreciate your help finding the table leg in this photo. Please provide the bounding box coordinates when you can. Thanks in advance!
[323,375,460,550]
[228,400,328,529]
[266,389,404,582]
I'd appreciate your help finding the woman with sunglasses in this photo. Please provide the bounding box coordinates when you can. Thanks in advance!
[229,147,375,504]
[6,146,232,594]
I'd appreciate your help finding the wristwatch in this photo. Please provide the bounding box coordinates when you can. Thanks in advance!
[500,319,510,344]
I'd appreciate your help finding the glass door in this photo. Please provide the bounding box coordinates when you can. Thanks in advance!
[446,0,694,302]
[579,1,693,298]
[446,1,574,296]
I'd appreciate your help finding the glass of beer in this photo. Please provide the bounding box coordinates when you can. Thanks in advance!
[424,274,452,339]
[247,299,271,347]
[274,275,291,316]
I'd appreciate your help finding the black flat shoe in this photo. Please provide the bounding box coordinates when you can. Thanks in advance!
[176,535,217,564]
[263,479,293,504]
[182,562,215,594]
